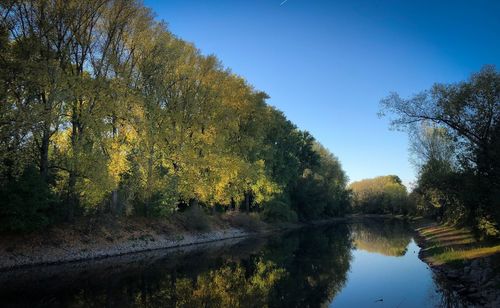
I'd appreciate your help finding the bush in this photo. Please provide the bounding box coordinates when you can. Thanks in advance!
[224,211,265,232]
[476,214,499,238]
[0,166,55,232]
[261,200,298,223]
[175,205,210,232]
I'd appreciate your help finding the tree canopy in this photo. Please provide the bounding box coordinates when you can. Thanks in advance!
[381,66,500,237]
[350,175,410,215]
[0,0,349,231]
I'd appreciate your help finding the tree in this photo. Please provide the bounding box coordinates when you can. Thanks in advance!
[350,175,409,215]
[381,66,500,235]
[0,0,350,231]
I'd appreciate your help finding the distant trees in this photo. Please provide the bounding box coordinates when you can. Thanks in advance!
[0,0,349,231]
[381,66,500,237]
[290,142,350,220]
[350,175,411,215]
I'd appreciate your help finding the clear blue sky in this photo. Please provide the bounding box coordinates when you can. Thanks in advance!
[144,0,500,186]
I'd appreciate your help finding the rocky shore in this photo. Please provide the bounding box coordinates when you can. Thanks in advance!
[0,215,379,272]
[0,228,249,271]
[413,220,500,307]
[431,257,500,307]
[0,213,343,272]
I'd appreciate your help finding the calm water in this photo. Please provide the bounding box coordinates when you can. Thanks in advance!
[0,219,463,307]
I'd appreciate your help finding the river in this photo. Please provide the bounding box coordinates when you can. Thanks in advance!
[0,218,464,307]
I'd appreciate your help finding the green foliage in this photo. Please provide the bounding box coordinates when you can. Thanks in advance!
[413,158,469,224]
[0,166,56,232]
[289,142,350,221]
[350,175,409,215]
[291,175,328,220]
[381,66,500,237]
[0,0,350,231]
[261,200,298,223]
[150,191,179,218]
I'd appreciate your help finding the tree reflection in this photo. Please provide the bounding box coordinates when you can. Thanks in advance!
[265,224,353,307]
[2,225,353,307]
[2,221,447,308]
[351,219,413,256]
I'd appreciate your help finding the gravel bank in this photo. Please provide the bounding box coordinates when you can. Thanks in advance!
[0,228,249,271]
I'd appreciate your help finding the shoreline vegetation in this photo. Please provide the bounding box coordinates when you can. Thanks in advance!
[412,218,500,306]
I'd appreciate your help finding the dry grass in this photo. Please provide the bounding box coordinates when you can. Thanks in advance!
[436,245,500,264]
[417,223,500,265]
[170,207,211,232]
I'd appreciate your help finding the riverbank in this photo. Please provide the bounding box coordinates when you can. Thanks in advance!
[0,211,349,271]
[0,224,249,271]
[412,218,500,306]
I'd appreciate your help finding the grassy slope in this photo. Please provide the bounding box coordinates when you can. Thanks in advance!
[415,220,500,266]
[413,219,500,305]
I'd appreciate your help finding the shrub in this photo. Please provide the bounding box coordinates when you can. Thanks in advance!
[261,200,298,223]
[175,205,210,232]
[225,211,265,232]
[0,166,55,232]
[476,215,499,238]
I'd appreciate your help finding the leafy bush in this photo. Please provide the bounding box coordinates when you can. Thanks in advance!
[476,215,499,238]
[150,192,178,217]
[0,166,55,232]
[261,200,298,223]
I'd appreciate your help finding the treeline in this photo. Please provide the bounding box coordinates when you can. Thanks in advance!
[0,0,349,232]
[350,175,412,215]
[381,66,500,237]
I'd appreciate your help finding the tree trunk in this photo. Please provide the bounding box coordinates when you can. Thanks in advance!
[230,197,236,211]
[244,191,250,213]
[145,146,154,217]
[110,190,119,215]
[110,115,119,215]
[67,171,77,222]
[189,198,199,209]
[40,125,50,182]
[67,110,80,222]
[39,93,51,182]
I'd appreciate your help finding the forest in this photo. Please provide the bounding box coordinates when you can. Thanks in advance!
[0,0,350,232]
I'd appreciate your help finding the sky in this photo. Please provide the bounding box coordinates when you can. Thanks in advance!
[143,0,500,187]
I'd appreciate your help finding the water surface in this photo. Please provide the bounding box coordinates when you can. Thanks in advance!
[0,219,462,307]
